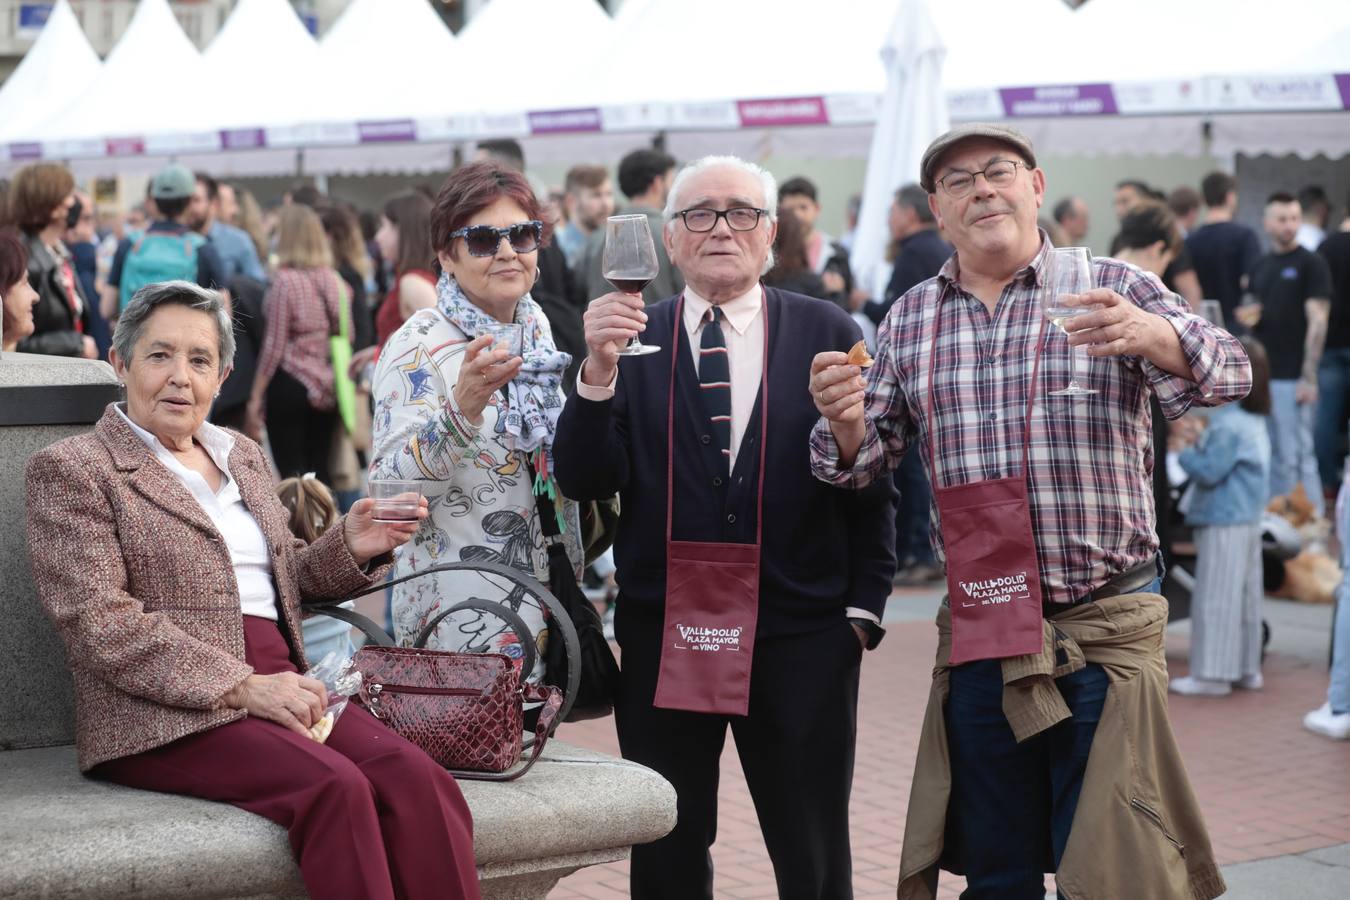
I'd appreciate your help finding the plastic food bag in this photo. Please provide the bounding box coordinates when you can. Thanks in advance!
[303,652,364,744]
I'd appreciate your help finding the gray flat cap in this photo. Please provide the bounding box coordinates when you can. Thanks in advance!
[920,124,1037,193]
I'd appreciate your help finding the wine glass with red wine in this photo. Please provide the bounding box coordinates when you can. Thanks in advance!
[602,213,662,356]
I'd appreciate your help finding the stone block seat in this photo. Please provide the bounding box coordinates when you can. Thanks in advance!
[0,353,675,899]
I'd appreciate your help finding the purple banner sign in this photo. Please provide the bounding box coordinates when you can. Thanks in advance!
[528,108,603,134]
[999,83,1118,117]
[1336,74,1350,110]
[105,137,145,156]
[736,97,828,127]
[357,120,416,143]
[220,128,266,150]
[8,142,42,160]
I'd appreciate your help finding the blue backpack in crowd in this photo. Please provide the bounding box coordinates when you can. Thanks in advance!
[119,230,205,311]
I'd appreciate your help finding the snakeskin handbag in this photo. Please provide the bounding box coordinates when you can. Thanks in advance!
[352,599,563,781]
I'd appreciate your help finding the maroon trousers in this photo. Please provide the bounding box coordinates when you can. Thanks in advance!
[93,616,481,900]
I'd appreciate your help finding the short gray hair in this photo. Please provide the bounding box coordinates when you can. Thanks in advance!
[895,183,935,224]
[112,280,235,372]
[662,155,779,275]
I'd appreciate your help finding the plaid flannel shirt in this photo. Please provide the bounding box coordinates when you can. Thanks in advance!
[810,237,1251,605]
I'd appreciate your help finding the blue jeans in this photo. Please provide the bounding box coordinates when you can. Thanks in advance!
[895,444,935,566]
[1315,348,1350,492]
[1331,482,1350,713]
[1269,379,1324,517]
[943,576,1159,900]
[946,659,1107,899]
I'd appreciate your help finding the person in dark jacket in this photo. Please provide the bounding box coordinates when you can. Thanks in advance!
[66,189,112,359]
[554,155,896,900]
[862,183,952,326]
[10,163,95,359]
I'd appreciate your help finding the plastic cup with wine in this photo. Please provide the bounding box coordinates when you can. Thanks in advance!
[369,479,423,524]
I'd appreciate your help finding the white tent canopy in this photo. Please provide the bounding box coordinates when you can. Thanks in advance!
[30,0,212,157]
[307,0,458,130]
[0,1,100,145]
[0,0,1346,176]
[451,0,617,114]
[201,0,320,134]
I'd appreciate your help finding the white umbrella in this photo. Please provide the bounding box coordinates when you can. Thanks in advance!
[850,0,949,305]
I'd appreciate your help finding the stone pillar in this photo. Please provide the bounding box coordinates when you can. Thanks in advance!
[0,352,119,751]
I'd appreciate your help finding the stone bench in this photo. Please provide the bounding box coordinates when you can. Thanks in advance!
[0,352,675,899]
[0,741,670,899]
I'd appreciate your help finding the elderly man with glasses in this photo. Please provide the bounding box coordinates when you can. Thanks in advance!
[553,155,897,900]
[809,124,1247,899]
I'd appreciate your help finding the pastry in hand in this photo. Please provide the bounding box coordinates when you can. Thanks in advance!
[310,712,335,744]
[846,340,874,368]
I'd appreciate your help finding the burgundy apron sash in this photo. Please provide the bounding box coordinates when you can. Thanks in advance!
[652,296,769,715]
[926,300,1049,666]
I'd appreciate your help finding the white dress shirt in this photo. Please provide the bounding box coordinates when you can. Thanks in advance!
[115,404,279,621]
[577,284,765,470]
[574,287,881,627]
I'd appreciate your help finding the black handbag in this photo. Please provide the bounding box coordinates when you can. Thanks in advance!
[526,458,621,722]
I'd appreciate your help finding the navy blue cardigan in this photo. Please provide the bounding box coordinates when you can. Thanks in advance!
[554,287,897,639]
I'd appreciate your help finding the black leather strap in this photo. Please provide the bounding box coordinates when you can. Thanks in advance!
[414,598,538,681]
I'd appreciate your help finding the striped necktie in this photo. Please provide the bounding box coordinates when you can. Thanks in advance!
[699,305,732,472]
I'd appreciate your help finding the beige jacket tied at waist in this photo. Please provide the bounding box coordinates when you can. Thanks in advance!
[898,594,1225,900]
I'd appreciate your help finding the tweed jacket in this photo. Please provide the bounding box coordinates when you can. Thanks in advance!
[25,405,388,772]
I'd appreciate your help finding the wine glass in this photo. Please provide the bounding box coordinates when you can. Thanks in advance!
[602,214,661,356]
[1041,246,1098,398]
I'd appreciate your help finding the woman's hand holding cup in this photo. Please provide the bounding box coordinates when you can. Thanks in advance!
[453,334,522,423]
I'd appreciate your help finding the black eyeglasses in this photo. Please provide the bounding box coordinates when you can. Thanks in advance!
[937,160,1025,199]
[449,220,543,257]
[676,207,768,233]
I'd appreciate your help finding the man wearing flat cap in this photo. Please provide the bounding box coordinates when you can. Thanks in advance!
[808,124,1245,898]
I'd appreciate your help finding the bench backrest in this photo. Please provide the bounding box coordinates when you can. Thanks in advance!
[0,353,120,751]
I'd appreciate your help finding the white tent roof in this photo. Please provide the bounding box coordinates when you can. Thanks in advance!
[0,1,100,143]
[198,0,320,135]
[3,0,1346,175]
[1058,0,1350,83]
[303,0,458,131]
[450,0,616,113]
[29,0,212,156]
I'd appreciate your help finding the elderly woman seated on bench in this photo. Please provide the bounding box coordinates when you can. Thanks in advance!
[24,281,482,900]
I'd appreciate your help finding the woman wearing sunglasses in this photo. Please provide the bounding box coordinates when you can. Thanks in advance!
[369,161,583,680]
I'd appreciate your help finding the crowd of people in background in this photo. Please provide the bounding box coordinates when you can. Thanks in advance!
[3,144,1350,745]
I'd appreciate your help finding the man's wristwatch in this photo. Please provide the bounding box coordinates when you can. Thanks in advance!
[848,617,886,651]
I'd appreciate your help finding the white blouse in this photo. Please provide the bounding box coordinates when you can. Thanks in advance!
[115,405,278,620]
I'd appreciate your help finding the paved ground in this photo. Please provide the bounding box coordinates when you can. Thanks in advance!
[549,589,1350,899]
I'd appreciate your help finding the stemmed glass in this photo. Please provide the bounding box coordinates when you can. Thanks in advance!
[1042,246,1098,397]
[602,214,661,356]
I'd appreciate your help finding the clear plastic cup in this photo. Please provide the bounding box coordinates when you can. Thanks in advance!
[481,322,524,358]
[368,479,422,524]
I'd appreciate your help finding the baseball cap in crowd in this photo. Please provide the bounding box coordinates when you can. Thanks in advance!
[920,124,1037,194]
[150,164,195,201]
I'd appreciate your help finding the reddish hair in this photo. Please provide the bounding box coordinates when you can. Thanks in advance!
[0,228,29,291]
[431,161,549,262]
